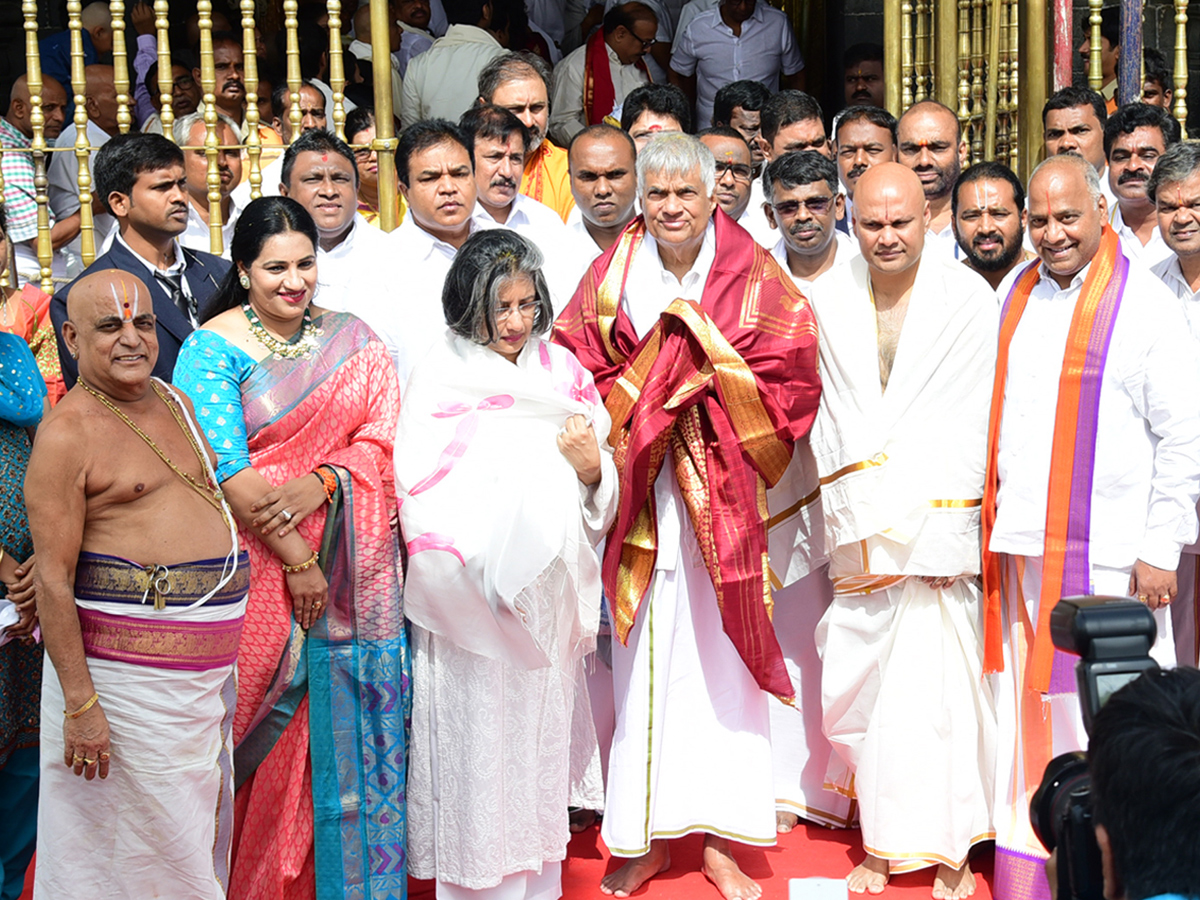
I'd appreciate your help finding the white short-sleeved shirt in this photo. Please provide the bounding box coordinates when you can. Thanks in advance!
[669,2,804,130]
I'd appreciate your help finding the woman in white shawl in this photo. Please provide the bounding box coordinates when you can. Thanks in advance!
[397,229,618,900]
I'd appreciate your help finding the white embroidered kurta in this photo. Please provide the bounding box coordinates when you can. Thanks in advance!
[400,25,506,128]
[809,253,999,870]
[1110,204,1173,268]
[770,230,857,298]
[549,40,650,145]
[397,334,617,895]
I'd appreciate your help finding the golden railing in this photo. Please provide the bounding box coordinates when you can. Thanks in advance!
[886,0,1033,179]
[8,0,400,294]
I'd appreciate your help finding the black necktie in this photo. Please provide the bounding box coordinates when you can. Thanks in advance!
[156,271,194,323]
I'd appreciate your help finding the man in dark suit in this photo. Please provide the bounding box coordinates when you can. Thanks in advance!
[52,132,231,387]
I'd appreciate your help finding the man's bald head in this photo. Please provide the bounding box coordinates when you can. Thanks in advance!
[83,65,120,136]
[1027,153,1107,284]
[64,270,159,389]
[80,1,115,54]
[6,74,68,141]
[853,162,931,275]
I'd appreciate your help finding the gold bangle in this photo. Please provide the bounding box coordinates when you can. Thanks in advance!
[282,550,320,574]
[65,691,100,719]
[0,547,7,566]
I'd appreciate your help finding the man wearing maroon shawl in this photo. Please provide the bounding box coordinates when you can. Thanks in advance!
[553,133,821,900]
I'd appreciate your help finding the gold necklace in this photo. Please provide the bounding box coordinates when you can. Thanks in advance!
[78,378,230,524]
[242,301,322,359]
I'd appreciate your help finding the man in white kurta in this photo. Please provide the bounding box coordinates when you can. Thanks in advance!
[1148,141,1200,668]
[985,153,1200,900]
[552,134,823,900]
[759,149,856,835]
[400,9,506,128]
[812,164,996,898]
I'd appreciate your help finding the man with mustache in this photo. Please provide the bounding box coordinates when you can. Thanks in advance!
[462,105,574,309]
[811,163,997,899]
[896,99,968,259]
[833,105,896,233]
[1147,140,1200,668]
[1105,102,1180,268]
[765,150,854,295]
[478,52,577,222]
[951,161,1033,294]
[193,32,246,126]
[174,112,243,258]
[842,42,885,109]
[984,153,1200,899]
[50,134,231,387]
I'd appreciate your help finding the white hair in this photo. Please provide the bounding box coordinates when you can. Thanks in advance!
[636,132,716,199]
[174,111,243,147]
[1030,152,1102,208]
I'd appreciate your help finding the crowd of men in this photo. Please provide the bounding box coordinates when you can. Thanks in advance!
[3,3,1200,900]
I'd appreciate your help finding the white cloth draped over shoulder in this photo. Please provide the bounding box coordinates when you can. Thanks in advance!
[396,332,618,893]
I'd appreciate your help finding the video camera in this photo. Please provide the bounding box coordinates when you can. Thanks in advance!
[1028,596,1159,900]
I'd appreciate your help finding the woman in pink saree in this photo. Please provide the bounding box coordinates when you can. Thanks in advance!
[174,196,409,900]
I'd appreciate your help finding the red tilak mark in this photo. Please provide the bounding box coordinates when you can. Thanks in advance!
[321,153,328,161]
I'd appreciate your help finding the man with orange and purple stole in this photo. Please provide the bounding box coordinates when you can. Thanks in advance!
[552,133,821,900]
[982,152,1200,900]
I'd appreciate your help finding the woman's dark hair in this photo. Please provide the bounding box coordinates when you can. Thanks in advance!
[204,196,319,322]
[442,230,553,348]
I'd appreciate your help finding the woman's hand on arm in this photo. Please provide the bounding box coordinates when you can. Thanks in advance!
[248,473,328,538]
[557,414,602,485]
[222,467,329,628]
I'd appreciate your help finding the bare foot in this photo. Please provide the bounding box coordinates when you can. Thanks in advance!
[932,863,976,900]
[701,835,762,900]
[600,841,670,897]
[776,811,800,833]
[847,855,889,895]
[569,808,598,832]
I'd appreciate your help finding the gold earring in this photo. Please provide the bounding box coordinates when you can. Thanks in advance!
[239,274,250,289]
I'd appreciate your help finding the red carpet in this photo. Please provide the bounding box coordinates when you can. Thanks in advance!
[21,823,996,899]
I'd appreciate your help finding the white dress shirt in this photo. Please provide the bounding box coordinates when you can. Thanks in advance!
[472,193,576,311]
[1110,203,1173,269]
[550,40,650,144]
[178,200,240,259]
[673,0,719,45]
[112,231,202,325]
[400,25,507,128]
[738,178,778,248]
[1151,255,1200,339]
[669,3,803,130]
[925,220,962,260]
[989,258,1200,572]
[231,155,285,210]
[770,230,857,296]
[563,207,608,287]
[394,23,435,77]
[49,120,115,269]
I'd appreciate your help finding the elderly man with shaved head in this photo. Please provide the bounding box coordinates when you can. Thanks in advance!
[808,162,997,899]
[554,132,822,900]
[982,152,1200,899]
[27,268,250,899]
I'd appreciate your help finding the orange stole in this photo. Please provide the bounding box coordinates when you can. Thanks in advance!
[552,210,820,699]
[982,227,1129,693]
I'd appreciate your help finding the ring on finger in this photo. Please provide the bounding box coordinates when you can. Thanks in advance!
[280,509,293,522]
[82,757,96,765]
[1138,594,1149,603]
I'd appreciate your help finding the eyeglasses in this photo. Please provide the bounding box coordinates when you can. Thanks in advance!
[353,147,377,161]
[632,33,656,49]
[173,75,196,90]
[714,161,753,182]
[772,196,834,216]
[494,300,539,322]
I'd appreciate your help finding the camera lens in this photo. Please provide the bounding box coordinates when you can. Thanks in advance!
[1030,751,1091,852]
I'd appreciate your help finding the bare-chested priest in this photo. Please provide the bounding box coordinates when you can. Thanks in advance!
[26,270,308,898]
[810,163,996,899]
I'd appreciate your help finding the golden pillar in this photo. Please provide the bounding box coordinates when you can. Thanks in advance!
[985,0,1004,160]
[327,0,347,140]
[1019,0,1048,182]
[957,0,971,127]
[914,0,929,102]
[1173,0,1188,132]
[110,1,133,133]
[23,0,54,294]
[936,0,959,109]
[242,0,264,200]
[901,0,915,110]
[284,0,303,143]
[369,0,399,232]
[885,0,903,117]
[1087,0,1104,91]
[67,0,97,267]
[197,0,225,255]
[155,0,175,140]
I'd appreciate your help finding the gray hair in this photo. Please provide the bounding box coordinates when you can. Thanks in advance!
[1147,141,1200,204]
[1029,152,1102,208]
[173,110,243,146]
[442,229,555,348]
[636,132,716,199]
[477,51,552,103]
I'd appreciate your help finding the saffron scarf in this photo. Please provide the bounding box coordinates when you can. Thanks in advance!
[552,210,820,699]
[582,28,648,126]
[982,226,1129,694]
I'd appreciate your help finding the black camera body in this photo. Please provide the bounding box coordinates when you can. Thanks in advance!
[1029,596,1159,900]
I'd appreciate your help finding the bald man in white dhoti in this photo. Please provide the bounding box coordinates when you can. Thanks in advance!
[811,163,997,899]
